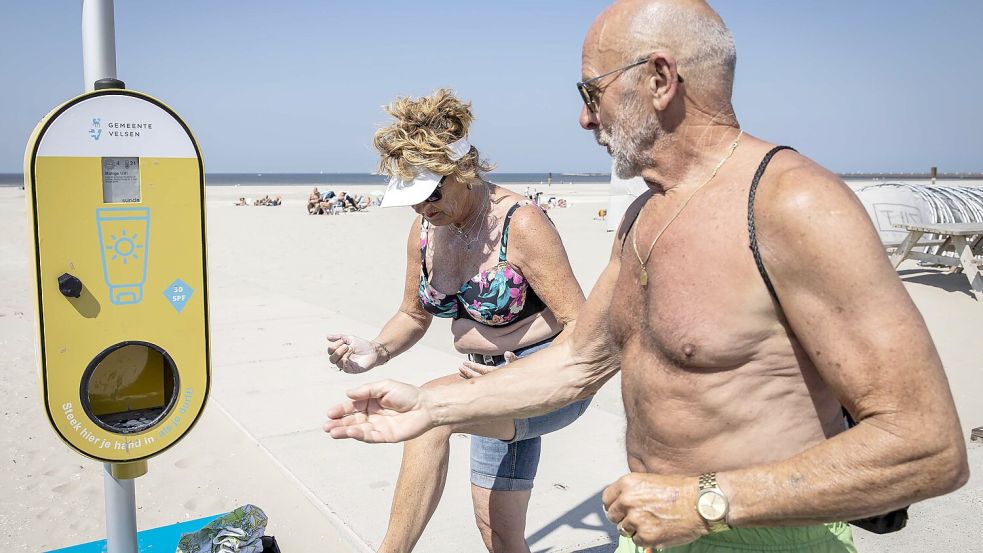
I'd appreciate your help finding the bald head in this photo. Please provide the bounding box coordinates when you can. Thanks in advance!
[585,0,736,109]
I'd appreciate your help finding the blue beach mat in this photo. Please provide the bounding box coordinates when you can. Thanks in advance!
[46,514,223,553]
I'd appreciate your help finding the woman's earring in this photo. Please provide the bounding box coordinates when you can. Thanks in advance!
[467,182,473,190]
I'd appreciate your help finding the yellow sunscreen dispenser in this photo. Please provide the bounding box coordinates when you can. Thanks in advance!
[25,88,209,478]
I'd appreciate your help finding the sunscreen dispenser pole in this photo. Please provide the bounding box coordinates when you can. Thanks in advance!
[84,2,133,552]
[81,0,120,92]
[104,464,139,553]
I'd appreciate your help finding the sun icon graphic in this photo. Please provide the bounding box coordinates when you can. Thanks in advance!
[106,229,143,265]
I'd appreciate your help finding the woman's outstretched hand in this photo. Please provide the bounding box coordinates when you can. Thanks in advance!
[326,334,381,374]
[323,380,435,443]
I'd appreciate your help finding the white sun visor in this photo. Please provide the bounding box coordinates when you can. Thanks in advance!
[446,137,471,161]
[380,168,443,208]
[380,138,471,208]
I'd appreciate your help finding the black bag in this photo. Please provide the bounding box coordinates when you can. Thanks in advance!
[848,509,909,534]
[843,409,909,533]
[261,535,282,553]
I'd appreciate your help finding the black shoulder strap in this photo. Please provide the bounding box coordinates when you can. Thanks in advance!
[419,217,431,276]
[499,202,525,261]
[748,146,796,304]
[619,194,649,254]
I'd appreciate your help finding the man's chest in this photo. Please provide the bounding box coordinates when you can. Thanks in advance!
[610,223,778,370]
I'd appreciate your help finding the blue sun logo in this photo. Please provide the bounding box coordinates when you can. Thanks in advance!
[106,228,143,264]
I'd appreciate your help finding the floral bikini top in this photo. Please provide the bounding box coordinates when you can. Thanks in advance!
[419,202,547,327]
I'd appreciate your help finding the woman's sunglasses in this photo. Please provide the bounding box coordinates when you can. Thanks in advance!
[424,175,449,203]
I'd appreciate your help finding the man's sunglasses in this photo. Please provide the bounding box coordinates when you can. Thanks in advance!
[576,56,683,114]
[424,175,449,203]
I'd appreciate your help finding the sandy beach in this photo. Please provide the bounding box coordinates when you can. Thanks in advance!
[1,180,981,552]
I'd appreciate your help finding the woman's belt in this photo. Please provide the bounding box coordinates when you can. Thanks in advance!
[466,334,557,366]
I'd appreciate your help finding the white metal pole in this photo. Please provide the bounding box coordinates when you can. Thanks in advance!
[81,0,118,91]
[103,463,138,553]
[84,1,132,550]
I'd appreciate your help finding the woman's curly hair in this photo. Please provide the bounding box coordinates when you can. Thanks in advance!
[373,88,494,181]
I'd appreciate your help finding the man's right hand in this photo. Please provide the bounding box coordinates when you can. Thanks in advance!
[326,334,381,374]
[323,380,435,443]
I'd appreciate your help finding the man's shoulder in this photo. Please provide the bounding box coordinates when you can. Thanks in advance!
[754,149,857,225]
[751,148,877,265]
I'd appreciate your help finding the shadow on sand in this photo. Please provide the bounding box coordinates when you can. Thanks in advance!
[529,489,618,553]
[898,267,975,298]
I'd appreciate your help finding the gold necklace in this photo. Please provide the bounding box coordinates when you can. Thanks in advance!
[631,129,744,286]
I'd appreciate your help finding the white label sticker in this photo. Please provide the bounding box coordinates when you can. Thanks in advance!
[102,157,141,203]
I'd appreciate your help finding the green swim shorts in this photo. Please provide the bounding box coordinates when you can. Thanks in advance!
[616,522,856,553]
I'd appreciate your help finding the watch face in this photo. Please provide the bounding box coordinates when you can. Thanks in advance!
[697,490,728,521]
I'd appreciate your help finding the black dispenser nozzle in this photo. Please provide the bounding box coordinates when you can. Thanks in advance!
[58,273,83,298]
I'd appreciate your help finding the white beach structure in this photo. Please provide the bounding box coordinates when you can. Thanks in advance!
[854,184,935,245]
[855,182,983,245]
[606,161,648,231]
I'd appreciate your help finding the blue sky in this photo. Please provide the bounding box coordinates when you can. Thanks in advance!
[2,1,981,174]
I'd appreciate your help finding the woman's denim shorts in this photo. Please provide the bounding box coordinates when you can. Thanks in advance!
[469,336,593,491]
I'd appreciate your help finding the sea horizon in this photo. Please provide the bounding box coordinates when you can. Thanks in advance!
[3,170,983,188]
[0,171,611,188]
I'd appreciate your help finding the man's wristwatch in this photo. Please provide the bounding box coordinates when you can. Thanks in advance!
[696,473,731,533]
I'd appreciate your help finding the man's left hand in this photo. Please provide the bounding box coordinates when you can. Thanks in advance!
[458,351,518,379]
[602,473,708,550]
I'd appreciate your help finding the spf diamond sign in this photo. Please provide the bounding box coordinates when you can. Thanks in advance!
[164,278,193,313]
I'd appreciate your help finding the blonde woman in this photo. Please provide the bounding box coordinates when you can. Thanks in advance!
[326,89,591,552]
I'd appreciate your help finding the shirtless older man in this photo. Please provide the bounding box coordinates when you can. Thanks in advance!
[325,1,968,551]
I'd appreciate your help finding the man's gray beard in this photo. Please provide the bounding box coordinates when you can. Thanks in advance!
[594,93,661,180]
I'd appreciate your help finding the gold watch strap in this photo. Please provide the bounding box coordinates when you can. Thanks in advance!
[706,519,731,533]
[698,472,718,491]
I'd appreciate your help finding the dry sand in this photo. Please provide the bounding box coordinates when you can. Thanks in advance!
[1,180,980,552]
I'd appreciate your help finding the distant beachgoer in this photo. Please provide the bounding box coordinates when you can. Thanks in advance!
[324,2,968,552]
[338,191,360,211]
[317,198,336,215]
[324,89,590,553]
[307,187,321,214]
[235,197,247,206]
